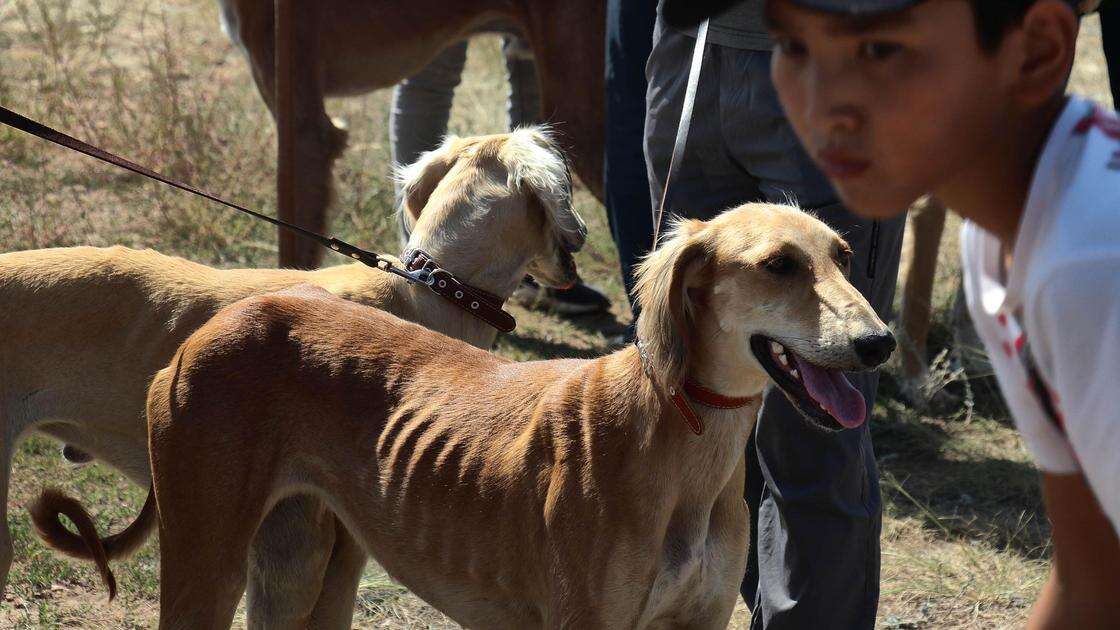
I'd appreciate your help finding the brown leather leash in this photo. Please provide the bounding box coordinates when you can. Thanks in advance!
[0,104,515,333]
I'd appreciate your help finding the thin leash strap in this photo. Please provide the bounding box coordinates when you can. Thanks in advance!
[0,104,517,332]
[644,20,708,431]
[652,18,708,248]
[0,105,381,267]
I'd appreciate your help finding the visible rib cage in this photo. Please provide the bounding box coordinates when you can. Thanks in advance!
[369,392,546,597]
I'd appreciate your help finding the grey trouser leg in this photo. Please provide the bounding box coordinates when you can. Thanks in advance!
[391,41,469,182]
[393,37,541,242]
[392,41,466,244]
[502,35,542,128]
[645,17,905,629]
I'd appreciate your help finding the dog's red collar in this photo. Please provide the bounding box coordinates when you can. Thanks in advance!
[669,379,759,436]
[634,340,758,435]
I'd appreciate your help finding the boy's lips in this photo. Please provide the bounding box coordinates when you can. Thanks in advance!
[817,148,870,179]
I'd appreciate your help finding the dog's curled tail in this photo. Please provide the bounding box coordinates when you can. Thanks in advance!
[29,485,157,600]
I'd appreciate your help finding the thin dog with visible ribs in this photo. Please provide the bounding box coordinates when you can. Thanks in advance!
[49,203,894,629]
[16,128,584,628]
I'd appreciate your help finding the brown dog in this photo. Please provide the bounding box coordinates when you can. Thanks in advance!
[896,196,949,404]
[216,0,604,268]
[46,203,893,629]
[14,129,583,627]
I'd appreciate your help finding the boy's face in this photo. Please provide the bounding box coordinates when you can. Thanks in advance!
[767,0,1009,218]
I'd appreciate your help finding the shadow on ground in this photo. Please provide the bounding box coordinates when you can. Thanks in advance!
[872,395,1049,561]
[560,309,631,339]
[496,331,600,360]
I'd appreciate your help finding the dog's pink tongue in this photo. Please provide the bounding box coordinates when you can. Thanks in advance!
[791,355,866,428]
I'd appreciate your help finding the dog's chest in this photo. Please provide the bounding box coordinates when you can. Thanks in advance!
[639,527,738,626]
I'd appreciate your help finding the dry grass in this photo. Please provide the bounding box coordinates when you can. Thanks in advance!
[0,1,1113,628]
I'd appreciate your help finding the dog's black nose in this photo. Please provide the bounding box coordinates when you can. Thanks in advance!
[854,331,896,367]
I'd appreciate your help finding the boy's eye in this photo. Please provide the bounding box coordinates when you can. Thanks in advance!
[774,36,807,58]
[858,41,902,61]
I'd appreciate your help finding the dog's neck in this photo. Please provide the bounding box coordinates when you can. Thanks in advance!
[687,325,770,400]
[628,308,777,492]
[406,208,530,299]
[380,228,525,349]
[406,236,526,296]
[622,343,761,461]
[616,347,762,522]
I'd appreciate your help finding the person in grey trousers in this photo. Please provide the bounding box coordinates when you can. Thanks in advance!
[391,37,611,315]
[643,2,905,627]
[390,38,540,184]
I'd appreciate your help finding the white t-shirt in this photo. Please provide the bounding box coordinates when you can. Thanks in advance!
[961,95,1120,535]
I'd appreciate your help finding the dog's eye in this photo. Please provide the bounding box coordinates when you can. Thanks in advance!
[763,255,797,276]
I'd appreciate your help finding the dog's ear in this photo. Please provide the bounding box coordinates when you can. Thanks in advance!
[502,127,588,253]
[633,219,711,389]
[395,137,461,225]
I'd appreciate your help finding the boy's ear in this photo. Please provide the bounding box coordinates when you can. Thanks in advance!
[1009,0,1079,106]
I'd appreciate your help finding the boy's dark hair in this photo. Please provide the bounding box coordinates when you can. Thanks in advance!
[665,0,1086,52]
[970,0,1042,51]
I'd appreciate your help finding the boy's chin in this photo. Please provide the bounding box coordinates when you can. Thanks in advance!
[832,186,917,220]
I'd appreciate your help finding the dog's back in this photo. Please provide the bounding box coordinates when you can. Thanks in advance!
[0,247,229,477]
[0,246,314,477]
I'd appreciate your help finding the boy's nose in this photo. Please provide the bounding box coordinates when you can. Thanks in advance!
[804,65,864,136]
[853,331,896,367]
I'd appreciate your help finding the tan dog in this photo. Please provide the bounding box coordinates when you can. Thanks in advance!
[46,203,894,629]
[216,0,604,267]
[7,129,584,624]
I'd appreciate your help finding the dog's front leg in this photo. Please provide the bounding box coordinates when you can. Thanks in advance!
[523,0,605,201]
[898,197,947,396]
[235,1,347,269]
[275,59,349,270]
[246,496,341,629]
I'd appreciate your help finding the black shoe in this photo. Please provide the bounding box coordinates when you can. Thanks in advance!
[512,277,611,316]
[61,444,93,464]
